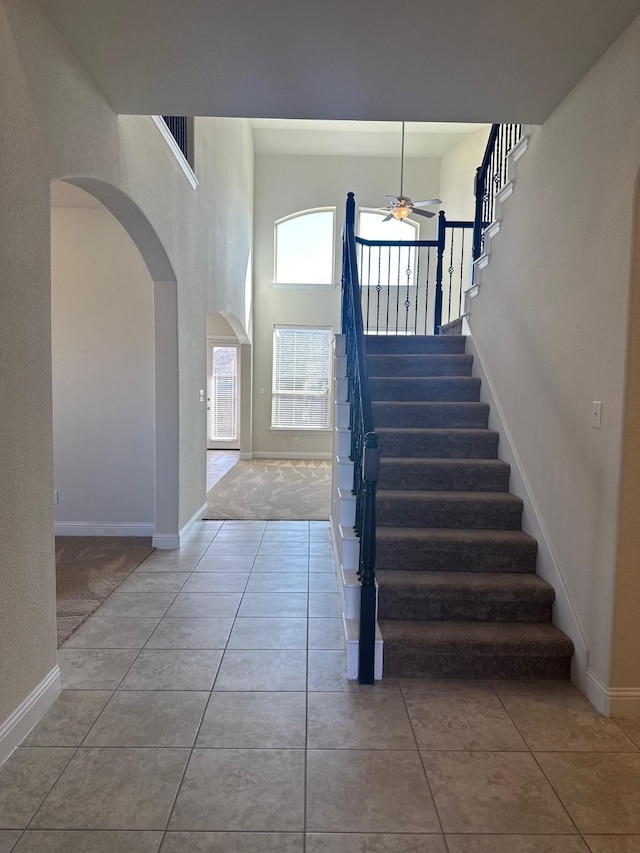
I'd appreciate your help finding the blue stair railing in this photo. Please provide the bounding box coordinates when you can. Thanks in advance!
[473,124,523,261]
[342,192,379,684]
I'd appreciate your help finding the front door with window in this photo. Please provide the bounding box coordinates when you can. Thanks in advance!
[207,342,239,449]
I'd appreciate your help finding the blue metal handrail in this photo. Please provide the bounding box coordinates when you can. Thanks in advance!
[473,124,523,260]
[342,192,378,684]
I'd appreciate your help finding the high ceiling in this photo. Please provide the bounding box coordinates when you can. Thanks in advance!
[36,0,640,124]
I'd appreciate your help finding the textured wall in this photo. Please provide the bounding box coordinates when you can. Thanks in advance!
[468,16,640,689]
[0,0,253,724]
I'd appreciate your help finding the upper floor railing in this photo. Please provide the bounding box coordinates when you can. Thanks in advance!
[162,116,192,164]
[472,123,523,260]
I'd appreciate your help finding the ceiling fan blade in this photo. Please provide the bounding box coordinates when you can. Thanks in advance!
[412,198,442,208]
[374,207,391,212]
[410,208,436,218]
[385,195,400,203]
[382,213,394,222]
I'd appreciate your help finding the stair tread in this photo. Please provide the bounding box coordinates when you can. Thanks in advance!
[380,457,508,468]
[378,620,573,656]
[377,427,499,437]
[376,570,554,601]
[376,490,522,504]
[377,527,536,545]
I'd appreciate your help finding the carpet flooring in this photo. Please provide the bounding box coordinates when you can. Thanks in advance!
[204,458,331,521]
[56,536,154,646]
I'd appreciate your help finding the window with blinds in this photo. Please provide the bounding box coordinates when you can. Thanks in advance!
[271,326,332,430]
[208,345,238,443]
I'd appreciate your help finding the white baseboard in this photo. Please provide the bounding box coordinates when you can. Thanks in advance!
[0,666,61,767]
[239,452,253,460]
[250,452,332,460]
[55,522,154,537]
[463,317,590,685]
[152,534,181,549]
[584,668,640,718]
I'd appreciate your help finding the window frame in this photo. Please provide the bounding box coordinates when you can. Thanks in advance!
[273,207,337,287]
[270,325,333,432]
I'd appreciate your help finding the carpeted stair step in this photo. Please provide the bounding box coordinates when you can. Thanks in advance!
[378,428,499,459]
[378,458,511,492]
[372,401,490,429]
[376,490,523,529]
[365,334,466,355]
[377,571,554,622]
[367,353,473,377]
[376,528,537,573]
[379,621,573,679]
[369,376,481,402]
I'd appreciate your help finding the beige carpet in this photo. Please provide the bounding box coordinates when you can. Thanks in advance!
[56,536,155,646]
[204,458,331,520]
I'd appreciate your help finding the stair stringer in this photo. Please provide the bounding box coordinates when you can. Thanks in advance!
[460,315,593,703]
[330,333,384,681]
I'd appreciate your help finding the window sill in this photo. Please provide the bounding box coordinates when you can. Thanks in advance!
[271,282,338,290]
[270,427,332,433]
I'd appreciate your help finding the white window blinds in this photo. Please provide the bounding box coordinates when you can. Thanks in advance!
[208,345,238,442]
[271,327,332,430]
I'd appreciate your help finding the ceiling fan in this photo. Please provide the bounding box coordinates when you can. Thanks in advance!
[379,121,441,221]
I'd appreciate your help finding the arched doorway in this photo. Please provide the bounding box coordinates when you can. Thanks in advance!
[51,178,179,547]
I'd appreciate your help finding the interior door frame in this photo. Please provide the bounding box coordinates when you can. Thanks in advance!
[206,336,240,450]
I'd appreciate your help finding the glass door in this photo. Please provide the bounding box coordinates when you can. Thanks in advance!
[207,342,239,449]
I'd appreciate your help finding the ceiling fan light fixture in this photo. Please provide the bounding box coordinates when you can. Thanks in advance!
[391,205,411,220]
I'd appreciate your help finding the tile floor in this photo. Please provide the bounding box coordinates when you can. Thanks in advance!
[2,520,640,852]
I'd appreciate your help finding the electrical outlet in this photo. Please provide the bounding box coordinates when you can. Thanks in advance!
[294,437,300,445]
[53,489,59,505]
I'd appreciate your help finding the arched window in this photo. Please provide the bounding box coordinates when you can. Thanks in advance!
[358,209,419,243]
[358,209,419,287]
[274,208,335,285]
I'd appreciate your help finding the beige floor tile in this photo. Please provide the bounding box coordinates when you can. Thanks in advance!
[399,679,495,695]
[58,649,139,690]
[220,521,266,532]
[423,751,575,834]
[245,573,308,593]
[136,554,200,572]
[306,750,439,833]
[31,748,189,830]
[22,692,111,746]
[307,693,416,750]
[160,832,303,852]
[204,542,260,557]
[236,593,307,618]
[614,718,640,749]
[94,593,176,618]
[257,542,308,557]
[584,837,640,852]
[405,693,528,751]
[173,541,210,556]
[193,556,255,573]
[214,649,306,691]
[308,593,340,618]
[196,692,306,748]
[144,617,233,649]
[227,617,307,649]
[308,618,344,650]
[0,831,21,853]
[445,836,589,852]
[62,618,159,649]
[309,543,333,558]
[116,573,190,594]
[164,592,242,618]
[181,573,249,593]
[251,556,309,573]
[83,691,208,747]
[502,694,637,751]
[491,679,581,696]
[536,752,640,834]
[13,830,162,852]
[308,559,335,573]
[119,650,222,690]
[0,749,74,828]
[168,749,305,831]
[210,530,264,542]
[262,529,309,542]
[307,651,400,692]
[306,836,446,853]
[308,574,338,593]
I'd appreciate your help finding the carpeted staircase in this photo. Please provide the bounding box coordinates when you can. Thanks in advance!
[367,333,574,679]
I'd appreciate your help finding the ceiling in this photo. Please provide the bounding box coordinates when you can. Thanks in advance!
[36,0,640,124]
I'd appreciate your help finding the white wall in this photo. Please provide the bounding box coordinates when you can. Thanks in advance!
[0,0,253,729]
[467,15,640,701]
[440,128,490,220]
[252,153,441,458]
[51,205,155,531]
